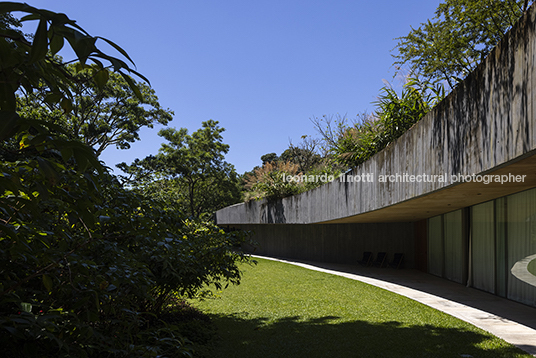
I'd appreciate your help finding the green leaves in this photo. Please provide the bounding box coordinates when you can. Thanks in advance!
[95,36,135,67]
[49,31,64,55]
[18,64,173,156]
[92,68,109,91]
[122,120,240,218]
[0,4,250,357]
[42,275,52,292]
[28,18,47,63]
[59,97,72,113]
[0,2,35,14]
[120,71,143,100]
[392,0,531,89]
[322,78,445,169]
[0,2,148,113]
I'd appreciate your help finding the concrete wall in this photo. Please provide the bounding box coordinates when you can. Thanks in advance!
[237,222,415,267]
[217,6,536,226]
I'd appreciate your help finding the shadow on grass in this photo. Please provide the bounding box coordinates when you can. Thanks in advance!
[199,313,528,358]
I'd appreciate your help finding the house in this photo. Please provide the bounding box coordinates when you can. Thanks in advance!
[216,6,536,308]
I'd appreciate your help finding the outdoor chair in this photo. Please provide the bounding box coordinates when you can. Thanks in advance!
[357,251,373,266]
[389,253,404,269]
[372,252,387,268]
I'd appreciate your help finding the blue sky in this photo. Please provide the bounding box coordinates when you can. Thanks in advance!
[20,0,441,174]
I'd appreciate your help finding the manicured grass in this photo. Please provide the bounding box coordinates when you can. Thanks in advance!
[191,258,531,358]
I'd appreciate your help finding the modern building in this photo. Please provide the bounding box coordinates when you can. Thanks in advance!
[216,6,536,308]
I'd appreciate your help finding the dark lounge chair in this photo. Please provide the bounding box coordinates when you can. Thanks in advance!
[389,253,404,269]
[372,252,387,268]
[358,251,373,266]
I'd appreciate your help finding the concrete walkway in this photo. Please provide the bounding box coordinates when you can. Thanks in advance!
[254,255,536,356]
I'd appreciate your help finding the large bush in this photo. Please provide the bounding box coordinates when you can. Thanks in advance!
[0,157,251,356]
[317,78,444,169]
[243,161,302,200]
[0,4,252,356]
[243,160,341,200]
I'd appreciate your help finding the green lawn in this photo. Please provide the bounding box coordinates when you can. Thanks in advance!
[191,258,531,358]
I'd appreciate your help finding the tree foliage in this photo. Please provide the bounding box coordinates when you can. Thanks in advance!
[243,136,340,201]
[313,78,444,169]
[17,65,173,156]
[314,0,532,170]
[0,2,149,116]
[260,152,278,164]
[280,136,322,173]
[0,4,251,356]
[243,161,302,201]
[119,120,242,218]
[393,0,533,88]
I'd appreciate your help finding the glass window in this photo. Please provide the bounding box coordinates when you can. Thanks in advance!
[444,210,464,284]
[507,189,536,306]
[471,201,495,293]
[428,215,443,277]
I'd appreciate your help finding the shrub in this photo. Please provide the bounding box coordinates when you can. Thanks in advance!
[0,164,251,357]
[243,161,302,200]
[0,5,252,356]
[243,160,342,201]
[328,78,445,168]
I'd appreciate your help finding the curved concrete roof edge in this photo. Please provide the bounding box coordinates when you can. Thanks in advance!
[217,6,536,225]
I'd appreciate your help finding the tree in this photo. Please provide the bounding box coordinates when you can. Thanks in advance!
[0,11,21,32]
[261,152,278,164]
[280,136,322,173]
[312,79,444,169]
[393,0,533,89]
[17,65,173,156]
[242,135,341,200]
[120,120,242,218]
[0,4,149,118]
[0,4,250,356]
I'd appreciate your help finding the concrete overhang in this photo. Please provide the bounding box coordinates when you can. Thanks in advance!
[322,152,536,223]
[216,6,536,226]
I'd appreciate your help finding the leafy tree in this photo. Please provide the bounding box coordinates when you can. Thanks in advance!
[243,135,340,200]
[243,160,302,201]
[17,65,173,156]
[312,0,533,169]
[313,78,444,169]
[260,152,278,164]
[393,0,533,88]
[0,3,149,117]
[309,1,535,172]
[0,4,251,356]
[120,120,242,218]
[0,11,21,31]
[280,136,322,173]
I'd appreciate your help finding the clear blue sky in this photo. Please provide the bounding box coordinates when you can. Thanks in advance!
[20,0,441,174]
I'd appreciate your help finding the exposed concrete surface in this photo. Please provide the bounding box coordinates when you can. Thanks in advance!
[216,6,536,226]
[256,255,536,356]
[238,222,415,267]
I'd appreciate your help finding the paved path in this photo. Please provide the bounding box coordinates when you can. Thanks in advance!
[254,255,536,356]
